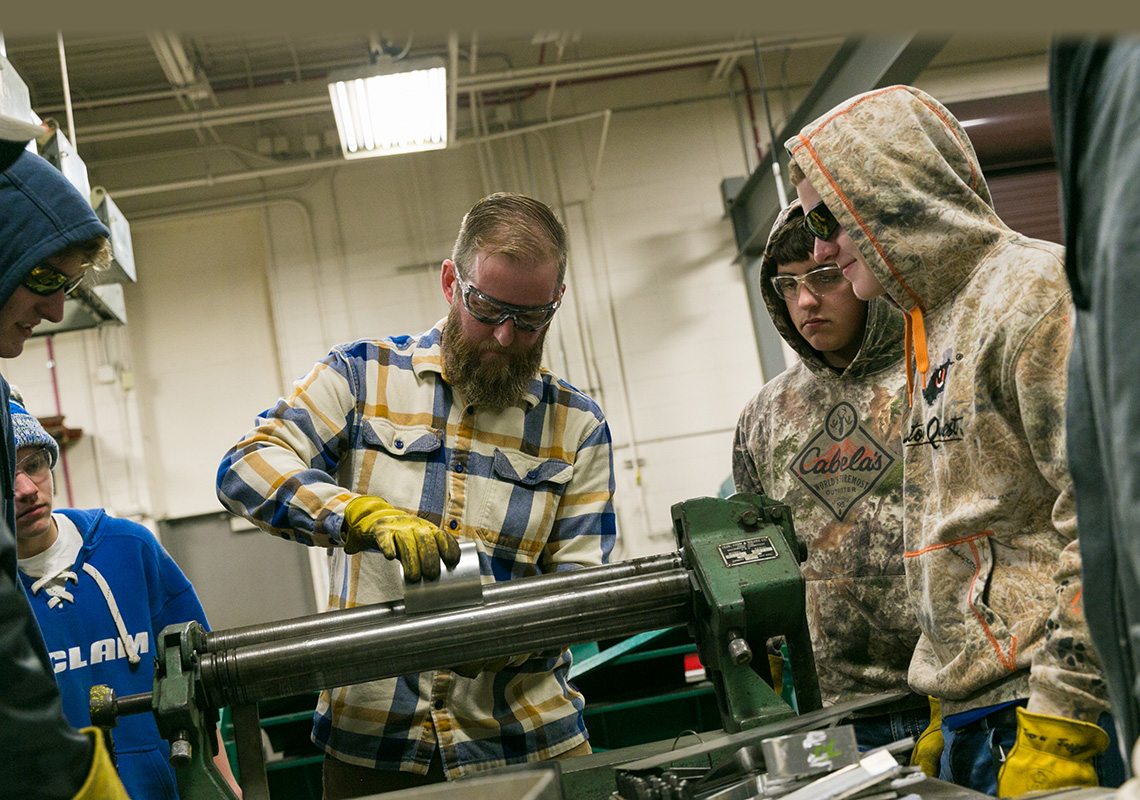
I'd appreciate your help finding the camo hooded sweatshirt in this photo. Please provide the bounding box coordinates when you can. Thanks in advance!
[732,203,920,708]
[785,85,1108,723]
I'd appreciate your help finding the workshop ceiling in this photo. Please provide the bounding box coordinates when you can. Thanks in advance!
[1,31,1051,215]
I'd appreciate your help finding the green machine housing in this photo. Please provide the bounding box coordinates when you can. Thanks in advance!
[673,492,822,731]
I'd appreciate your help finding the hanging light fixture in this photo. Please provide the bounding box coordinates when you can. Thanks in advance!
[328,56,448,160]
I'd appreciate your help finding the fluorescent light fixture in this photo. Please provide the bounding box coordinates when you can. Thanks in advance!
[328,57,448,160]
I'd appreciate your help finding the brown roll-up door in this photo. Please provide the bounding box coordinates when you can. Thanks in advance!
[987,168,1062,245]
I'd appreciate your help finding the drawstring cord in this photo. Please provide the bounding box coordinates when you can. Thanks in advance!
[30,567,78,608]
[30,561,141,665]
[82,563,141,665]
[904,306,930,407]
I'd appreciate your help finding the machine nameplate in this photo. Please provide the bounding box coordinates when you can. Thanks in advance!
[719,537,778,567]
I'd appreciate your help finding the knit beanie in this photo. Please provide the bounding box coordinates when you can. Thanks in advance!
[9,398,59,468]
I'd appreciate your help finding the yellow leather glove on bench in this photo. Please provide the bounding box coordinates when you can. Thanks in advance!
[997,707,1109,797]
[909,697,943,777]
[343,495,461,582]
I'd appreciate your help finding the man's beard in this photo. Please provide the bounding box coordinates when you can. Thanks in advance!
[442,305,547,409]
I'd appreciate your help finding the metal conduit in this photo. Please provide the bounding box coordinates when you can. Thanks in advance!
[201,568,693,706]
[206,551,682,652]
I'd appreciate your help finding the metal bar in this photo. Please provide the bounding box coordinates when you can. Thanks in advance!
[201,569,693,706]
[204,551,682,652]
[231,703,271,800]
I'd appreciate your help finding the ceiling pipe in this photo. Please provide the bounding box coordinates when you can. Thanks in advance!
[461,36,841,93]
[111,109,613,198]
[79,95,330,141]
[56,31,76,146]
[68,36,844,145]
[447,31,458,147]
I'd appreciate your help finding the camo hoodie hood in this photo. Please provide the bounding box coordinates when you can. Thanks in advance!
[760,201,906,382]
[734,202,918,707]
[785,86,1107,722]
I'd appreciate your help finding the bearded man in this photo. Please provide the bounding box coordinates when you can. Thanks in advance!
[217,192,617,799]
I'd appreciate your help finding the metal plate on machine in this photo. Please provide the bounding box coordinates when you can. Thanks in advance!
[761,725,860,779]
[719,536,778,568]
[404,540,484,614]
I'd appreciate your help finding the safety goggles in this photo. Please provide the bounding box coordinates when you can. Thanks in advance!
[771,264,845,301]
[455,274,561,331]
[804,200,841,242]
[22,262,86,297]
[16,447,52,479]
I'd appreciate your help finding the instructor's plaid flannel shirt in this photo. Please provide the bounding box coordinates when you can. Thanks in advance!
[216,320,617,778]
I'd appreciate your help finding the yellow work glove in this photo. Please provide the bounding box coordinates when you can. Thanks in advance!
[909,697,943,777]
[72,727,132,800]
[768,653,784,691]
[343,495,461,582]
[996,707,1109,797]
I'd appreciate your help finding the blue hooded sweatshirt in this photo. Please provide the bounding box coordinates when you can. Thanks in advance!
[0,148,108,533]
[20,508,212,800]
[0,149,110,799]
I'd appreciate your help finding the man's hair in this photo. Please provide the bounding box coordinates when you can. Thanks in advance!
[451,193,568,285]
[54,236,113,273]
[787,159,805,187]
[762,204,814,274]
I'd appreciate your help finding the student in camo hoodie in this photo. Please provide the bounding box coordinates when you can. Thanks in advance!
[732,200,935,762]
[784,84,1122,796]
[10,399,241,799]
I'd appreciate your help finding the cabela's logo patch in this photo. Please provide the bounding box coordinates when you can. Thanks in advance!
[788,401,896,520]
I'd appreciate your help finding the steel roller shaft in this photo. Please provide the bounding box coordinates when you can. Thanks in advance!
[204,551,684,652]
[201,567,693,707]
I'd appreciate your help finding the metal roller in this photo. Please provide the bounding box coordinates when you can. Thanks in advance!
[203,551,684,652]
[201,567,693,706]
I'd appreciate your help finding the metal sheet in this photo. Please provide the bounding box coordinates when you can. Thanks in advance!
[403,540,484,615]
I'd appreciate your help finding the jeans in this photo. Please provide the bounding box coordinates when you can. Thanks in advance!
[851,705,932,752]
[940,706,1126,796]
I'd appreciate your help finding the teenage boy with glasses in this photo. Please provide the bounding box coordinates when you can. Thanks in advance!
[0,121,128,799]
[785,85,1122,796]
[218,192,617,799]
[9,398,242,799]
[733,200,938,768]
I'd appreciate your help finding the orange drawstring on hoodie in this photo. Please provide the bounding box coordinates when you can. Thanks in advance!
[904,307,930,407]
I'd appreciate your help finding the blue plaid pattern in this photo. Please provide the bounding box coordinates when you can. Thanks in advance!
[217,320,617,777]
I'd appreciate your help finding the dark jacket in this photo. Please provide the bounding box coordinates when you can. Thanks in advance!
[1051,36,1140,758]
[0,148,109,799]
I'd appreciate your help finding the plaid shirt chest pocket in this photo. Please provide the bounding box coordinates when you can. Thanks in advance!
[473,448,574,563]
[355,417,443,502]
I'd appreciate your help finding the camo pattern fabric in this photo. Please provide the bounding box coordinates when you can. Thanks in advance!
[785,85,1109,722]
[733,244,920,707]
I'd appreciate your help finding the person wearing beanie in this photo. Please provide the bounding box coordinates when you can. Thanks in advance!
[10,399,242,798]
[0,115,126,800]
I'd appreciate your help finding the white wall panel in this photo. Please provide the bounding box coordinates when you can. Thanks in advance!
[125,209,279,519]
